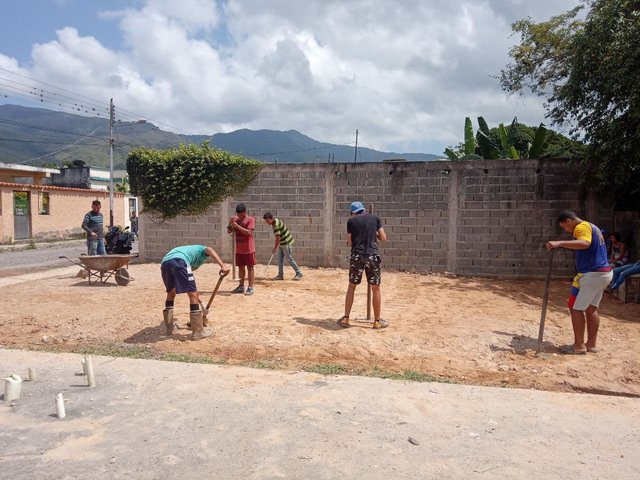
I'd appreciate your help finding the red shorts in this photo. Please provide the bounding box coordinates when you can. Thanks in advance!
[236,252,256,267]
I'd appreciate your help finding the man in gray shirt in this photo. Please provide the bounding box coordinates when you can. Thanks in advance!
[81,200,106,255]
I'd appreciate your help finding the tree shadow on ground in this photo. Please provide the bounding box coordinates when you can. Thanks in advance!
[422,276,640,324]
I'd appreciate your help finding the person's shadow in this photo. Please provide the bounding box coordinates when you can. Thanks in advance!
[124,322,192,343]
[492,330,556,354]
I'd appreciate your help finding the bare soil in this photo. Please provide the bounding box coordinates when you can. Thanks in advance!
[2,263,639,396]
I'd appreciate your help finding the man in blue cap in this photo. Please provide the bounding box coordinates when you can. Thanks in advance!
[338,201,388,329]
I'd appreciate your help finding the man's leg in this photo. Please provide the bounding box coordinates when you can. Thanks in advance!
[284,245,302,275]
[247,265,255,288]
[569,308,587,352]
[371,284,381,320]
[87,239,97,255]
[97,239,106,255]
[611,264,639,290]
[344,283,357,318]
[585,305,600,350]
[238,265,246,286]
[277,247,285,278]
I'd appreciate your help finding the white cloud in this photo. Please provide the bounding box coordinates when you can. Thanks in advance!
[0,0,581,154]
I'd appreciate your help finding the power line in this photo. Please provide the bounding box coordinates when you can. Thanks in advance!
[0,137,106,146]
[0,118,110,140]
[22,125,105,163]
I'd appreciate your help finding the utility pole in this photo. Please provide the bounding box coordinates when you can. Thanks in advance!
[109,98,115,228]
[353,129,359,163]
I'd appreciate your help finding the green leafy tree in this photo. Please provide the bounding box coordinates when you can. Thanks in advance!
[445,116,583,160]
[127,143,263,221]
[499,0,640,207]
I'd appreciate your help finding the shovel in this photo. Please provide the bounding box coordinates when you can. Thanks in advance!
[536,250,555,353]
[263,252,275,278]
[199,269,229,323]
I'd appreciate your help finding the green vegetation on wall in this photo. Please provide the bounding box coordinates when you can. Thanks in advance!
[127,144,263,221]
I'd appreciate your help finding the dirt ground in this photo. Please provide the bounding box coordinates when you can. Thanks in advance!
[1,262,639,396]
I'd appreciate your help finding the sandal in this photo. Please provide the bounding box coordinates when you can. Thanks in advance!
[337,316,350,328]
[372,319,389,329]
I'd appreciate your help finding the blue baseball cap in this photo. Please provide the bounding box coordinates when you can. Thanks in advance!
[350,201,365,213]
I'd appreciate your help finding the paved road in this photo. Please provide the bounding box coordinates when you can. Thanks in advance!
[1,348,638,480]
[0,240,138,276]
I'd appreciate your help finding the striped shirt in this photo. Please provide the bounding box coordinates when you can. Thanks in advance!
[272,218,294,246]
[81,211,104,239]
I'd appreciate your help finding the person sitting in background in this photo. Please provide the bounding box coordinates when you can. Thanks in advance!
[608,232,628,267]
[606,260,640,293]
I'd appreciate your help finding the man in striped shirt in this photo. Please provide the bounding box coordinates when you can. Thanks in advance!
[263,212,303,281]
[81,200,106,255]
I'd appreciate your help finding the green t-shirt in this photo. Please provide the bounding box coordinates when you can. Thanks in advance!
[161,245,208,270]
[272,218,294,246]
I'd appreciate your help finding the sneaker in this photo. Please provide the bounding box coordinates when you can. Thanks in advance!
[293,272,303,281]
[372,319,389,329]
[232,285,245,294]
[273,275,284,280]
[245,287,254,296]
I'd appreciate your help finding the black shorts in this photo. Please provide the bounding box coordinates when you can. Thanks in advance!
[349,253,381,285]
[161,258,197,294]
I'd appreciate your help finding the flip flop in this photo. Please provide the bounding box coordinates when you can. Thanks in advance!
[559,345,587,355]
[587,347,600,353]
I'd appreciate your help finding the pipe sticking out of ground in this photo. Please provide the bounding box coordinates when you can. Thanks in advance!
[84,356,96,387]
[4,374,22,404]
[56,392,66,419]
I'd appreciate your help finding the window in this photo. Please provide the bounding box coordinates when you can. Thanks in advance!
[39,192,50,215]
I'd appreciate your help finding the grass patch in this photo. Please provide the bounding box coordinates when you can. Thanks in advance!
[48,343,227,365]
[26,240,37,250]
[22,345,454,384]
[304,363,347,375]
[246,360,279,369]
[302,363,455,384]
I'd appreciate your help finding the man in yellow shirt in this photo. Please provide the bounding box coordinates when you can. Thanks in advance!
[546,211,612,354]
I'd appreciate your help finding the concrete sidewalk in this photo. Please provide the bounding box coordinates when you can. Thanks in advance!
[1,349,638,480]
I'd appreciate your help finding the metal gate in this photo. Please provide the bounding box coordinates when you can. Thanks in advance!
[13,191,31,240]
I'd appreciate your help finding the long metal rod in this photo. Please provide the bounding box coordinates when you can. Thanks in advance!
[109,98,114,228]
[536,250,555,353]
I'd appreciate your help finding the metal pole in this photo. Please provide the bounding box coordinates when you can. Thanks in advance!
[353,129,359,163]
[109,98,114,228]
[536,250,555,353]
[232,231,237,280]
[367,203,373,320]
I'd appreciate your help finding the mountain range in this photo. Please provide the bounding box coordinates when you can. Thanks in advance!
[0,104,440,168]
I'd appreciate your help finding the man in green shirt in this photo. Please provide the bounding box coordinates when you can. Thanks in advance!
[263,212,303,281]
[161,244,229,340]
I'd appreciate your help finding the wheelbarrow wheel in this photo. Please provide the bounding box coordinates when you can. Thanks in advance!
[115,268,131,286]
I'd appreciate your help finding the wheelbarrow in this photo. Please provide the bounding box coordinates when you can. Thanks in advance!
[60,254,137,286]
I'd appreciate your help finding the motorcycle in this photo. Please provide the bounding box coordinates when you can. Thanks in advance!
[105,225,135,254]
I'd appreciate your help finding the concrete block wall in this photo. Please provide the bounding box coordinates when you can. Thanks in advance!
[139,159,614,279]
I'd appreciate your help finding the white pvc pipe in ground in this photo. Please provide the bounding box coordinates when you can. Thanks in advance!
[56,393,66,419]
[28,368,36,382]
[84,356,96,387]
[4,374,22,404]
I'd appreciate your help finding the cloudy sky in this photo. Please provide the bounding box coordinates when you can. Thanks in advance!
[0,0,580,156]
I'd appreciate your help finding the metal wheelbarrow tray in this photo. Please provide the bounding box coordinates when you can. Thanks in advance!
[60,254,137,286]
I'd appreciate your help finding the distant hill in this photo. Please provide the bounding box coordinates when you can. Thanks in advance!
[0,104,440,168]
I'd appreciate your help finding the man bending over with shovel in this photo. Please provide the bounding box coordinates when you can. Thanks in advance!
[545,211,612,354]
[161,245,229,340]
